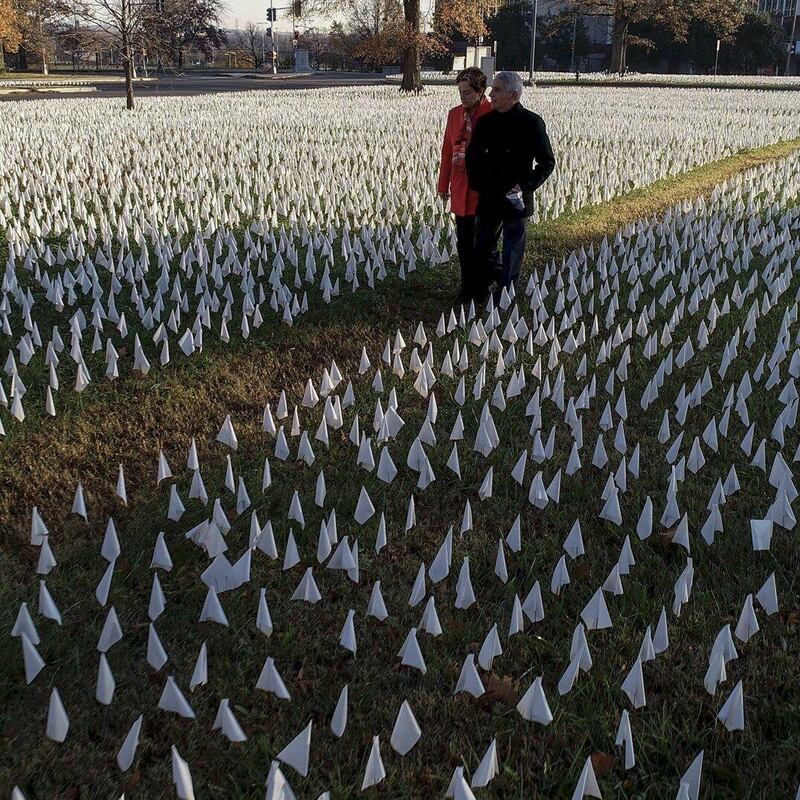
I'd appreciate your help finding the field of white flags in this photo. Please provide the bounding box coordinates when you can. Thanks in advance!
[1,87,800,430]
[2,65,800,796]
[394,72,800,89]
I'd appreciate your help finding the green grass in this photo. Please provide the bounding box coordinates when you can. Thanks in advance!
[1,140,799,799]
[1,136,798,536]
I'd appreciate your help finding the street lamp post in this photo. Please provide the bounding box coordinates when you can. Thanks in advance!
[569,7,579,75]
[713,38,720,77]
[528,0,538,85]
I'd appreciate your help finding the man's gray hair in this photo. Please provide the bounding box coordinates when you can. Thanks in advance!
[494,71,524,100]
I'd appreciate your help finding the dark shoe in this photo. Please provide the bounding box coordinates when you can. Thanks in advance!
[453,289,470,306]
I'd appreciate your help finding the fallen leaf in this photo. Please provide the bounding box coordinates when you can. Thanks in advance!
[591,751,614,777]
[482,674,518,708]
[123,770,142,793]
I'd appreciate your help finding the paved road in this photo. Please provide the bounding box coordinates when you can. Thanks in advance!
[0,71,387,102]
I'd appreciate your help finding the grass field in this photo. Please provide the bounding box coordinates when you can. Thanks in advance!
[1,123,799,799]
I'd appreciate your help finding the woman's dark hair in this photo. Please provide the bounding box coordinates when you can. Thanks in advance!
[455,67,487,94]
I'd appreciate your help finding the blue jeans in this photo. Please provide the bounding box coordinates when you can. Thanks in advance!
[474,215,526,298]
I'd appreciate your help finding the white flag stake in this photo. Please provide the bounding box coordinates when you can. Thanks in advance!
[390,700,421,755]
[615,709,635,769]
[361,735,386,790]
[331,684,348,738]
[117,714,143,771]
[276,720,312,777]
[46,687,70,743]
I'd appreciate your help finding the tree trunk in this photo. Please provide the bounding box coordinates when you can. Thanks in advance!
[399,0,422,93]
[124,53,134,109]
[121,0,134,109]
[0,43,5,73]
[609,15,628,75]
[19,44,28,70]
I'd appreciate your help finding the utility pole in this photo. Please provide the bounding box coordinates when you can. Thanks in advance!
[569,6,579,74]
[786,0,799,76]
[269,0,277,73]
[527,0,538,85]
[713,38,720,77]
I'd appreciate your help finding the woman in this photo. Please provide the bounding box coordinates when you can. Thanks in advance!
[437,67,492,304]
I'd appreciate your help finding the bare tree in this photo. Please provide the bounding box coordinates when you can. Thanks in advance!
[294,0,341,28]
[229,21,263,68]
[56,17,104,69]
[347,0,403,39]
[141,0,225,69]
[74,0,155,108]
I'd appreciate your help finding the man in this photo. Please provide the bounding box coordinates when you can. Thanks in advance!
[465,71,556,302]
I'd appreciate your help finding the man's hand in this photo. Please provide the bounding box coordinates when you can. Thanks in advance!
[438,191,450,202]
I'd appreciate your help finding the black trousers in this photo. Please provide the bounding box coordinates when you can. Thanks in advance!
[455,215,477,298]
[474,213,526,295]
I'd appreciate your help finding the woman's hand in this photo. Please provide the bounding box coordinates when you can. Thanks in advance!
[438,191,450,202]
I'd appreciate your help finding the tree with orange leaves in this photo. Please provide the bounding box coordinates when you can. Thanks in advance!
[0,0,24,71]
[434,0,488,46]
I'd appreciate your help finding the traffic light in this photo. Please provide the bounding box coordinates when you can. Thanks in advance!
[292,0,301,16]
[266,7,276,21]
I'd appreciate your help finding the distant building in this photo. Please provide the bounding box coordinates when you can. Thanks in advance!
[463,0,613,72]
[756,0,799,74]
[757,0,795,13]
[536,0,613,71]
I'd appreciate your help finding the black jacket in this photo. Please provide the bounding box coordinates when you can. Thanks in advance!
[465,102,556,219]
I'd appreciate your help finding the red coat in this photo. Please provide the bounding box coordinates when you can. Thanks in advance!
[437,97,492,218]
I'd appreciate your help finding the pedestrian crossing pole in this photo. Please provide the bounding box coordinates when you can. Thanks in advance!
[269,0,277,74]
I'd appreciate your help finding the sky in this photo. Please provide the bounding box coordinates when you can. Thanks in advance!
[222,0,436,31]
[222,0,334,29]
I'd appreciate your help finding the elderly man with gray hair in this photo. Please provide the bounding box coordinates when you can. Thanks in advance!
[465,70,556,302]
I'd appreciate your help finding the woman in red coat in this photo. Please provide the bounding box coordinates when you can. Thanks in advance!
[437,67,492,304]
